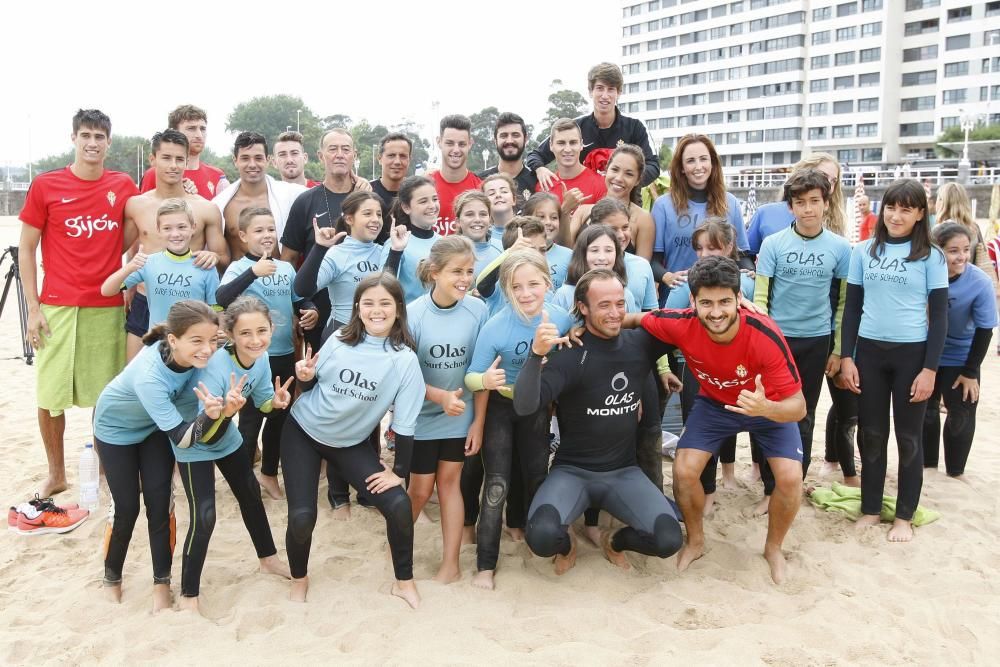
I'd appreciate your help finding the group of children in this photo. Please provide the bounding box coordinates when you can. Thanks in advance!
[89,131,996,612]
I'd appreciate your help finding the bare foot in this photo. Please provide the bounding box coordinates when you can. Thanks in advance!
[432,564,462,584]
[103,582,122,604]
[600,531,631,571]
[332,504,351,521]
[461,526,477,546]
[259,474,283,499]
[819,461,840,477]
[553,531,577,575]
[40,477,68,498]
[391,580,421,609]
[178,595,201,615]
[471,570,495,590]
[854,514,881,529]
[260,555,292,579]
[505,527,525,542]
[763,544,787,584]
[416,510,433,524]
[887,518,913,542]
[703,492,716,517]
[752,495,770,517]
[676,541,704,573]
[152,583,172,613]
[842,475,861,488]
[289,577,308,602]
[580,525,602,547]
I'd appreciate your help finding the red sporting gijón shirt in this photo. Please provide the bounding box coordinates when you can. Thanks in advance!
[20,167,138,307]
[432,171,482,236]
[535,167,608,209]
[641,309,802,405]
[140,162,226,199]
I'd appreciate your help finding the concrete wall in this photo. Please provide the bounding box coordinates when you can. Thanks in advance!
[729,184,999,214]
[0,189,27,217]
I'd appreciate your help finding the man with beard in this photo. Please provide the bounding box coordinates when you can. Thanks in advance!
[215,132,306,260]
[273,131,320,188]
[478,113,537,208]
[626,256,806,585]
[370,132,412,242]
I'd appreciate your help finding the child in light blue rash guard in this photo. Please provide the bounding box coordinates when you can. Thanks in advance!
[380,176,442,303]
[623,252,658,310]
[293,191,386,327]
[102,198,220,331]
[92,300,220,599]
[404,236,489,583]
[545,243,572,291]
[552,224,640,317]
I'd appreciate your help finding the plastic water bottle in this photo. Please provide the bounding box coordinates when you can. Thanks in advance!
[79,443,100,513]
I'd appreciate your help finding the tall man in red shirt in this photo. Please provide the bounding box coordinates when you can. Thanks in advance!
[140,105,229,198]
[432,114,481,235]
[535,118,607,214]
[627,256,806,584]
[19,109,139,497]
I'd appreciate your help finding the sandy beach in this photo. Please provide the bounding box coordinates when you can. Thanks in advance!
[1,214,999,665]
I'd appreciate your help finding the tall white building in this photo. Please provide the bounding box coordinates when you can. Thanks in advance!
[619,0,1000,173]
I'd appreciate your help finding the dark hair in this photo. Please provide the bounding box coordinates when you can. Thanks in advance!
[494,112,527,140]
[931,221,973,248]
[390,175,436,229]
[379,132,413,155]
[687,256,742,298]
[574,268,625,317]
[232,131,268,158]
[523,191,560,217]
[783,168,832,205]
[501,216,545,250]
[72,109,111,135]
[870,179,932,262]
[222,295,270,332]
[588,62,624,92]
[336,191,384,235]
[550,117,582,141]
[337,273,415,351]
[167,105,207,129]
[439,114,472,136]
[589,197,630,226]
[275,130,304,147]
[608,144,645,205]
[238,206,274,232]
[151,129,189,154]
[670,134,727,217]
[691,217,739,261]
[566,224,627,286]
[418,236,476,286]
[142,300,218,345]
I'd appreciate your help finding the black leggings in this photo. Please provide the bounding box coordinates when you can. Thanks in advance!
[526,465,682,560]
[758,334,829,495]
[824,375,859,478]
[239,353,295,477]
[922,365,979,476]
[462,447,525,529]
[97,434,175,586]
[282,416,413,580]
[178,447,278,597]
[477,392,549,572]
[855,337,927,521]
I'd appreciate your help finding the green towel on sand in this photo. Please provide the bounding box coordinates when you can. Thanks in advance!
[808,482,941,526]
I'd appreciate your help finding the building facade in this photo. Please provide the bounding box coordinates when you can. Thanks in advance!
[619,0,1000,173]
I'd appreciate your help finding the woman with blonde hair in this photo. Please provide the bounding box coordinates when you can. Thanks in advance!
[936,182,997,288]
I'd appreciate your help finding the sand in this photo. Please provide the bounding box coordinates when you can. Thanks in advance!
[1,214,999,665]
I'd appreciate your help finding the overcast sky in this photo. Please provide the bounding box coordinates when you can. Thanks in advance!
[2,0,619,167]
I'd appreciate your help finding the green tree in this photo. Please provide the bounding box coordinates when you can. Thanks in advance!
[533,85,589,145]
[659,143,673,170]
[936,123,1000,157]
[392,120,432,173]
[350,120,391,181]
[227,95,323,157]
[469,106,500,173]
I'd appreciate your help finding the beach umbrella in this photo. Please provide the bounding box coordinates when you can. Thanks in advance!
[852,171,866,243]
[743,184,757,228]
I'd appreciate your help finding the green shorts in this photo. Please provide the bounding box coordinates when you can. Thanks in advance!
[36,305,125,414]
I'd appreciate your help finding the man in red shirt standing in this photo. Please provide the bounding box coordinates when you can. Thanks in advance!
[535,118,607,215]
[856,195,877,241]
[628,256,806,584]
[432,114,481,235]
[140,105,229,199]
[19,109,139,497]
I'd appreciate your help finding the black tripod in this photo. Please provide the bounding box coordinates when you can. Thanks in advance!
[0,246,34,365]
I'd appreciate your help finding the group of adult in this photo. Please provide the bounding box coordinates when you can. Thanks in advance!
[17,60,995,613]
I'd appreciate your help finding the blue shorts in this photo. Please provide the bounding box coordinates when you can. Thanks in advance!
[679,395,802,462]
[124,292,149,337]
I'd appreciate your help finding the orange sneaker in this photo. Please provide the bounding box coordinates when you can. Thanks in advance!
[16,504,89,535]
[8,495,79,531]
